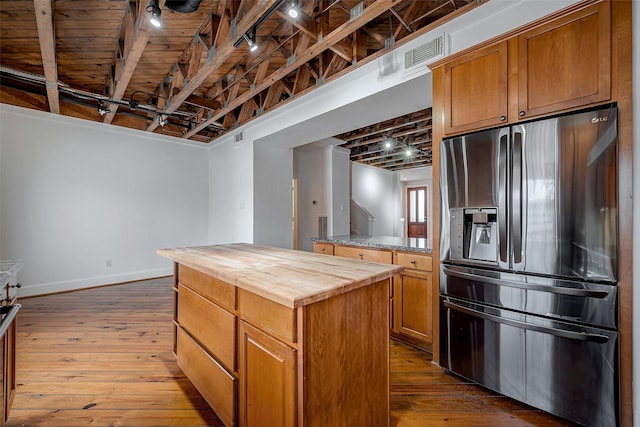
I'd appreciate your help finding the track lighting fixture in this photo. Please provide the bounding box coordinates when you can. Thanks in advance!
[147,0,162,28]
[97,101,111,116]
[242,30,258,52]
[287,0,299,18]
[158,115,168,127]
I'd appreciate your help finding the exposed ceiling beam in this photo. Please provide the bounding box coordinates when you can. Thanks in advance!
[183,0,399,140]
[33,0,60,114]
[146,0,283,132]
[103,1,155,124]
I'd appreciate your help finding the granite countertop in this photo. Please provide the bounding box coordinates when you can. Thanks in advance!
[0,260,23,286]
[157,243,402,309]
[313,235,432,254]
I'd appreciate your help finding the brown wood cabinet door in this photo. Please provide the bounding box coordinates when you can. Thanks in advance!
[517,1,611,119]
[444,41,508,135]
[238,321,296,427]
[393,271,432,344]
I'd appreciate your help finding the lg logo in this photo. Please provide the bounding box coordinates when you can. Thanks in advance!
[591,116,609,123]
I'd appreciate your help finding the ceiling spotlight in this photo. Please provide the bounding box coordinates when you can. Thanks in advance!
[287,0,299,18]
[385,141,392,149]
[405,148,412,157]
[243,31,258,52]
[158,115,168,127]
[97,101,111,116]
[147,0,162,28]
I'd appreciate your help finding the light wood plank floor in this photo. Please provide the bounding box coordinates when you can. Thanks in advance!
[8,277,577,426]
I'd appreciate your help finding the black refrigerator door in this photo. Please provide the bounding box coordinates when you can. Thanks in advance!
[513,106,618,282]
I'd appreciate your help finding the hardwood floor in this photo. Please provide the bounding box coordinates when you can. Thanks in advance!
[8,277,577,426]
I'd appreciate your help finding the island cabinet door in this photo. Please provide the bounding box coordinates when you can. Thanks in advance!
[238,321,296,427]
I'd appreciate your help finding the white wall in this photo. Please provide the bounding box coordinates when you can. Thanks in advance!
[254,141,293,248]
[293,141,349,252]
[351,162,396,236]
[328,146,350,238]
[0,104,209,296]
[207,136,254,244]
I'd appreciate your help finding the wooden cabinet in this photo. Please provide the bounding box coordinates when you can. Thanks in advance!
[438,0,611,136]
[392,269,432,345]
[238,321,296,427]
[326,242,433,351]
[313,242,334,255]
[516,1,611,119]
[334,245,393,264]
[165,246,397,427]
[443,41,508,134]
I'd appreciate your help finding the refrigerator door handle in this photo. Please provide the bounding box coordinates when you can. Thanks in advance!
[498,131,509,265]
[512,130,523,265]
[442,266,610,298]
[443,300,610,344]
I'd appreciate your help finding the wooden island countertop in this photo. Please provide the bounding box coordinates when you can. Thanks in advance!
[156,243,402,308]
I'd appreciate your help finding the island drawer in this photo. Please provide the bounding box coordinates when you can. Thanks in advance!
[177,327,237,427]
[334,246,392,264]
[178,285,237,372]
[238,289,296,344]
[179,265,236,311]
[313,242,334,255]
[395,252,433,271]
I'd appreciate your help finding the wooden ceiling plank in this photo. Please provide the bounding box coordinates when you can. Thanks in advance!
[393,0,421,40]
[184,0,398,139]
[33,0,59,114]
[263,81,284,110]
[146,0,282,132]
[103,2,154,124]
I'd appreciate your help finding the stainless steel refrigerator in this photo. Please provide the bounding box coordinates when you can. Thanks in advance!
[439,105,619,426]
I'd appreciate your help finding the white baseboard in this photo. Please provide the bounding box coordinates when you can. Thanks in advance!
[17,267,173,297]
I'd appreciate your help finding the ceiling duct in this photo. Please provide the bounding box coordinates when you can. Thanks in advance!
[164,0,202,13]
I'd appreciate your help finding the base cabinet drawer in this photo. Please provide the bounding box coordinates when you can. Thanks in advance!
[178,285,237,371]
[177,327,237,427]
[179,265,236,311]
[334,246,392,264]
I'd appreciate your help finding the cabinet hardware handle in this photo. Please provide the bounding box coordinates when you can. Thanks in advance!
[410,260,416,264]
[358,253,363,257]
[519,111,526,117]
[321,248,325,252]
[500,115,506,121]
[7,283,21,289]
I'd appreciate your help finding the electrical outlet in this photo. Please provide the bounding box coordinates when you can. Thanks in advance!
[106,259,112,267]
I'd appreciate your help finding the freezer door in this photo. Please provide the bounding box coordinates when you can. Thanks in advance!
[440,297,619,427]
[514,106,618,281]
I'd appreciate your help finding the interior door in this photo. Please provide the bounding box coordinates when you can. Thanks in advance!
[407,186,427,238]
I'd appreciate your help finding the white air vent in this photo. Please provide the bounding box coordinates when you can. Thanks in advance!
[405,35,445,69]
[234,132,243,143]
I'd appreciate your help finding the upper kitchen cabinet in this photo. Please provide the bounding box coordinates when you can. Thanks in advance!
[443,42,508,135]
[516,1,611,120]
[436,0,611,136]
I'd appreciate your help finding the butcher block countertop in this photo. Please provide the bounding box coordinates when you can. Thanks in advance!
[157,243,402,308]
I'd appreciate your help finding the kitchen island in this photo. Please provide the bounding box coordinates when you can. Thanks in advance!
[157,243,402,427]
[312,236,434,352]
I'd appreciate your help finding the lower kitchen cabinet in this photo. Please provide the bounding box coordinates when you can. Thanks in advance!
[392,270,432,345]
[315,242,434,352]
[165,247,398,427]
[238,321,296,427]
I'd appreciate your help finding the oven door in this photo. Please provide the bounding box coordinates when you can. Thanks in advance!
[440,296,619,426]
